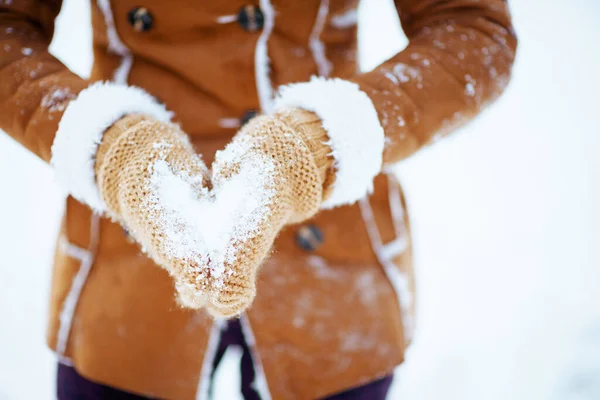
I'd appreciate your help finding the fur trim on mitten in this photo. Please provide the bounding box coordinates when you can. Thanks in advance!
[51,82,173,212]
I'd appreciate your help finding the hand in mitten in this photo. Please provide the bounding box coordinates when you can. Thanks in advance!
[204,108,335,317]
[94,112,330,317]
[204,79,387,318]
[95,114,221,309]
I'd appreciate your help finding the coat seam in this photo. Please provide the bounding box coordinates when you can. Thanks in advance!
[195,320,225,400]
[358,186,414,342]
[55,213,101,358]
[96,0,133,83]
[309,0,332,77]
[255,0,275,112]
[239,314,273,400]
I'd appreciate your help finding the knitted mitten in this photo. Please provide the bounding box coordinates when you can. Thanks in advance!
[95,111,332,319]
[205,108,334,317]
[95,114,217,309]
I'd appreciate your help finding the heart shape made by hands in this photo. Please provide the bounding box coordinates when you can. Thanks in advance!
[141,135,285,318]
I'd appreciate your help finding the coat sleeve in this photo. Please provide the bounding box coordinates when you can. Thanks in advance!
[354,0,518,163]
[274,0,517,209]
[0,1,171,211]
[0,0,88,162]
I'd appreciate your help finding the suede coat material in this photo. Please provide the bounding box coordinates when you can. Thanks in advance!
[0,1,516,399]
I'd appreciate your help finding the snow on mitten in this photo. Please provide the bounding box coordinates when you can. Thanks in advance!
[204,108,334,317]
[95,114,219,308]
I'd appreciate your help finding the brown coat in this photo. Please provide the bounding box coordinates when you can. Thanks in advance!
[0,1,516,399]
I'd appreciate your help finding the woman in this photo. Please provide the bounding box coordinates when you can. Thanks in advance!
[0,1,516,399]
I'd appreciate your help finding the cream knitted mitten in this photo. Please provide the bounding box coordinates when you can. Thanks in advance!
[205,108,333,317]
[95,114,217,309]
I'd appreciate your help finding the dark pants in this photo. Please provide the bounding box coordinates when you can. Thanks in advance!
[57,320,393,400]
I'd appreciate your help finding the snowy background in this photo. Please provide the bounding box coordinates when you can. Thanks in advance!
[1,0,599,399]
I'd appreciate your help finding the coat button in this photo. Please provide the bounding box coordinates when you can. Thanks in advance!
[237,5,264,32]
[128,7,154,32]
[241,109,259,126]
[296,225,324,252]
